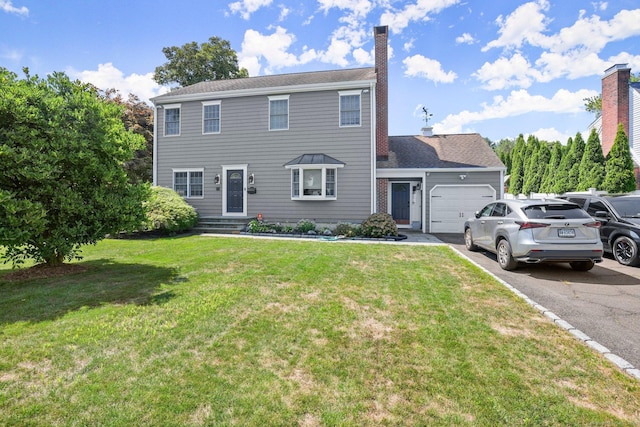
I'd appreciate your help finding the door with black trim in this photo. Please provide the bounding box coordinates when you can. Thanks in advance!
[391,183,411,225]
[226,170,244,213]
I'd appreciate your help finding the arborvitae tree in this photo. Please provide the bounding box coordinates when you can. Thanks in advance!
[540,142,563,193]
[494,138,515,174]
[522,135,539,188]
[568,132,586,191]
[523,137,549,195]
[553,136,574,194]
[509,134,527,195]
[577,128,606,191]
[602,124,637,193]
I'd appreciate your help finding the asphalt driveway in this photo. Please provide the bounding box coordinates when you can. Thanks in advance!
[433,233,640,371]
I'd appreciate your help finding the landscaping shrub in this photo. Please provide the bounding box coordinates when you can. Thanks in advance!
[361,213,398,237]
[143,187,198,234]
[334,222,361,237]
[295,219,317,234]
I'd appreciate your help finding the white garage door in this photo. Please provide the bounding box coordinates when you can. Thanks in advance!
[430,185,495,233]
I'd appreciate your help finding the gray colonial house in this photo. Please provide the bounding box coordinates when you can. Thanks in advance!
[151,26,505,233]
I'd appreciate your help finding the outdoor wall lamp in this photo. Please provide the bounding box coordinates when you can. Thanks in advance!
[459,174,467,180]
[248,173,255,185]
[214,174,221,185]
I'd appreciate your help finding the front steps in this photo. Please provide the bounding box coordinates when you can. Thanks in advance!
[193,216,255,234]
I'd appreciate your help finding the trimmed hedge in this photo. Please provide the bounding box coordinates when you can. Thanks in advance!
[143,187,198,234]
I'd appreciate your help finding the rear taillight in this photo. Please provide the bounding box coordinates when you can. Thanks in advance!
[584,221,601,229]
[515,221,550,230]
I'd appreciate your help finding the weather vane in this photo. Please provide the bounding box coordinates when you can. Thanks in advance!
[422,106,433,126]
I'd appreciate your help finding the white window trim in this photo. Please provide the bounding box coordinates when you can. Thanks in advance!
[172,168,204,199]
[202,100,221,135]
[338,90,362,128]
[285,164,344,201]
[268,95,290,131]
[164,103,181,137]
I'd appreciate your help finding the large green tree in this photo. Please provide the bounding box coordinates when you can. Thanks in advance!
[567,132,586,191]
[602,124,637,193]
[577,128,606,191]
[508,135,526,195]
[552,136,573,194]
[540,142,563,193]
[0,68,150,267]
[523,137,549,195]
[154,36,249,87]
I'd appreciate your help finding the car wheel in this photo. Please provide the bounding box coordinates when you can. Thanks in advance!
[464,228,478,251]
[496,239,518,271]
[612,236,640,266]
[570,260,595,271]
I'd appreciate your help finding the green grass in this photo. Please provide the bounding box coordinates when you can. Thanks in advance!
[1,236,639,426]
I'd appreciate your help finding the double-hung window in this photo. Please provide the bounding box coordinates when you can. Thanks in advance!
[164,104,181,136]
[202,101,221,134]
[269,95,289,130]
[339,90,361,127]
[173,169,204,198]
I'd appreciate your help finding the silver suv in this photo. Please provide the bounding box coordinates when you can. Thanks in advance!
[464,199,603,271]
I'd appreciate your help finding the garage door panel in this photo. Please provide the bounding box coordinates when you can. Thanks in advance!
[430,185,495,233]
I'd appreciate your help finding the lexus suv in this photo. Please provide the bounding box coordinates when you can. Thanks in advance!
[559,194,640,266]
[464,199,603,271]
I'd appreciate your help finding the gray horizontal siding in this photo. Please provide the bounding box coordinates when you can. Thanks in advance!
[156,88,373,222]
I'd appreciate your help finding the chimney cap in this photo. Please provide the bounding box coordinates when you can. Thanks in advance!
[604,64,630,76]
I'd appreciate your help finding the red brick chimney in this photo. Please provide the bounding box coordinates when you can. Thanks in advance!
[374,26,389,161]
[601,64,630,156]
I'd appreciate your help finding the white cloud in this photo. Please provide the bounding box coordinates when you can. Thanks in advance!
[403,54,457,83]
[482,0,550,52]
[526,127,572,143]
[317,0,372,17]
[455,33,475,45]
[380,0,461,34]
[403,38,415,52]
[434,87,598,134]
[473,53,539,90]
[228,0,273,20]
[69,63,168,104]
[1,47,23,63]
[239,27,317,75]
[0,0,28,16]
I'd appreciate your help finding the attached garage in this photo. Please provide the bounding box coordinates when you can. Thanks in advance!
[430,185,496,233]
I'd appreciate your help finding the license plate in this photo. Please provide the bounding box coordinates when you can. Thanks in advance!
[558,228,575,238]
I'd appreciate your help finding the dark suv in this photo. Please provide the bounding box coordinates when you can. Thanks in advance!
[560,194,640,266]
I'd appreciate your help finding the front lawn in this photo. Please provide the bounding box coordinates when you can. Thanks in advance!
[1,236,638,426]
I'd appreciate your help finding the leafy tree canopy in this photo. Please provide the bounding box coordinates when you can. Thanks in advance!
[0,68,150,267]
[154,36,249,87]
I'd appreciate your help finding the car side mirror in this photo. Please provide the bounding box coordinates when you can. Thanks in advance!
[474,211,481,219]
[594,210,610,219]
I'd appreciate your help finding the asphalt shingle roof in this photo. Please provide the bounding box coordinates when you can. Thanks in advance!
[152,67,376,101]
[379,134,505,169]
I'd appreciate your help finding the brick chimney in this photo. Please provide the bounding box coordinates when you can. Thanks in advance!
[374,25,389,161]
[601,64,630,156]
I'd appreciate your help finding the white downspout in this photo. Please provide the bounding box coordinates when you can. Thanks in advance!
[152,104,159,186]
[370,81,377,214]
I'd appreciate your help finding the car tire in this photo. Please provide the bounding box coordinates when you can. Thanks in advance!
[464,228,478,251]
[569,260,595,271]
[612,236,640,266]
[497,239,518,271]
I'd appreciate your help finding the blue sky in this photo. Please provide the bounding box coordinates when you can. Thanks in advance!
[2,0,640,143]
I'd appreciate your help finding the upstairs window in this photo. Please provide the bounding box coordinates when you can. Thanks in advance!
[203,101,221,134]
[164,104,181,136]
[339,91,361,127]
[173,169,203,198]
[269,95,289,130]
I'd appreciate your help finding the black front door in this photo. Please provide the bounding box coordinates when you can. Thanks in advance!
[392,183,410,225]
[226,170,244,213]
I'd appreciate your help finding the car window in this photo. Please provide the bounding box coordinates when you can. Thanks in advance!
[586,200,608,217]
[566,197,586,208]
[523,204,591,220]
[492,203,508,217]
[478,203,495,218]
[607,198,640,218]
